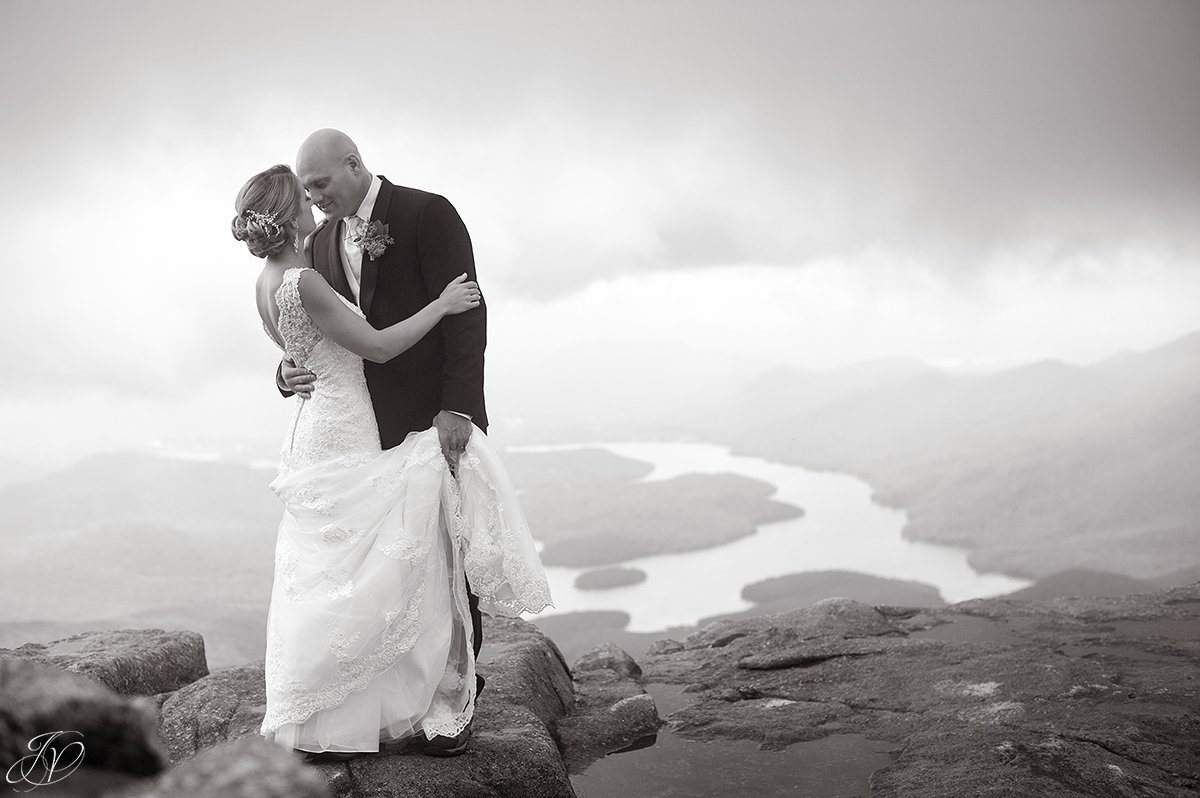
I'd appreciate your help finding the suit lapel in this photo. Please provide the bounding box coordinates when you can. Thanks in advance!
[335,219,359,301]
[359,176,393,319]
[316,218,354,303]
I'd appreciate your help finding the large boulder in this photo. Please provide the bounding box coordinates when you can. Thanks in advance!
[554,644,662,773]
[642,584,1200,796]
[153,615,579,798]
[334,616,577,798]
[0,629,207,697]
[0,656,168,795]
[157,663,270,764]
[474,616,575,728]
[117,736,330,798]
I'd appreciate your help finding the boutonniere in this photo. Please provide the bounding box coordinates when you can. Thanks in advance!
[349,220,395,261]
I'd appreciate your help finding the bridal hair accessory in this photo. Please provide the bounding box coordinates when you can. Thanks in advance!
[348,220,394,261]
[244,209,281,233]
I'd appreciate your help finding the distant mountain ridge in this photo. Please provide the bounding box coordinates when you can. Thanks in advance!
[0,451,280,539]
[704,330,1200,580]
[0,452,282,623]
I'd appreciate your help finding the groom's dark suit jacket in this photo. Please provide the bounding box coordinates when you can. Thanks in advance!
[308,177,488,448]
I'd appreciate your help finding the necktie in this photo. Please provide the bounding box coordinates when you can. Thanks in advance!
[342,215,366,295]
[346,215,365,247]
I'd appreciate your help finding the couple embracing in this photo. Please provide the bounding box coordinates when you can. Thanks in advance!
[231,129,552,762]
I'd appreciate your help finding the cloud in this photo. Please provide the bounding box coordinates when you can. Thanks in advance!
[2,0,1198,462]
[5,1,1199,293]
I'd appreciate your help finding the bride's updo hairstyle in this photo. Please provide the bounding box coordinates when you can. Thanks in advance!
[231,164,304,258]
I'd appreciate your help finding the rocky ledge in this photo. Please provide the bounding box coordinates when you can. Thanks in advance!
[5,585,1197,797]
[642,583,1200,797]
[0,616,660,797]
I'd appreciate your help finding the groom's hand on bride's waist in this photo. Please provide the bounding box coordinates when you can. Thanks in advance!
[278,358,316,399]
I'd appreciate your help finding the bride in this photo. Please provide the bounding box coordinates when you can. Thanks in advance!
[231,164,552,761]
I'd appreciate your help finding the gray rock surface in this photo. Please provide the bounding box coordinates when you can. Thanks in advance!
[573,643,643,680]
[116,736,330,798]
[157,662,271,763]
[554,644,662,772]
[476,616,575,729]
[1,628,208,696]
[2,615,656,797]
[642,586,1200,797]
[0,656,169,793]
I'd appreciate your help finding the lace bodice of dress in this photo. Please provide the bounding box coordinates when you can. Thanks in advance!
[271,267,381,472]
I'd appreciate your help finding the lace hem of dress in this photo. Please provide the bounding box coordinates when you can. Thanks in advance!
[448,454,554,616]
[422,467,480,741]
[421,702,474,740]
[260,562,429,733]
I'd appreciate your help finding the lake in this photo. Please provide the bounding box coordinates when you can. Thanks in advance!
[511,441,1031,631]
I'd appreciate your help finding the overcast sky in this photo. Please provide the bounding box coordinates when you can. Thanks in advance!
[2,0,1199,465]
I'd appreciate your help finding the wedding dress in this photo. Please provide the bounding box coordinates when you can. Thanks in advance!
[258,266,552,753]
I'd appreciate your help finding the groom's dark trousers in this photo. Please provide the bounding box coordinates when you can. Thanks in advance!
[304,176,488,691]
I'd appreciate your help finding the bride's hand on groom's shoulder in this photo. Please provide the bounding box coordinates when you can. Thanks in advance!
[437,273,482,316]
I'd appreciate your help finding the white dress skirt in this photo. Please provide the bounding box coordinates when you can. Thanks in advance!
[260,427,552,752]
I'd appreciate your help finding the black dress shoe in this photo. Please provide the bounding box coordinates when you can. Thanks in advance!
[424,721,472,757]
[301,750,359,763]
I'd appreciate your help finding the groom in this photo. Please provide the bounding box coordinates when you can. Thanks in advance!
[278,128,487,756]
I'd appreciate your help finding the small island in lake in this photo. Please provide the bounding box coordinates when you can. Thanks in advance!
[575,567,648,591]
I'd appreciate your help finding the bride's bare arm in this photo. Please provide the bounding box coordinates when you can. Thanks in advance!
[296,270,480,363]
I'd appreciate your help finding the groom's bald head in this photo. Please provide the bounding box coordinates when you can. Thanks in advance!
[296,128,372,220]
[297,129,362,169]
